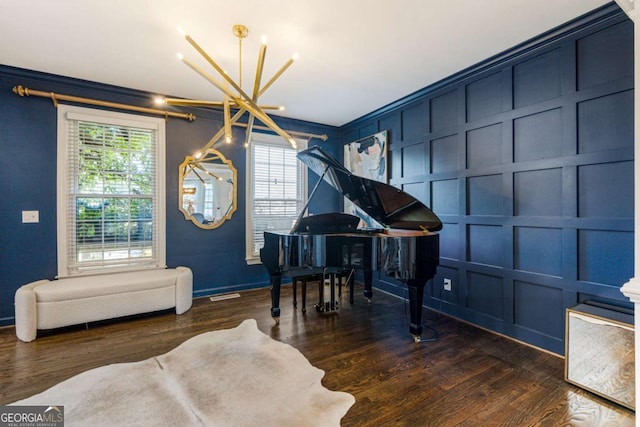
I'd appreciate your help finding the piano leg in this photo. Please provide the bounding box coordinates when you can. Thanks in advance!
[363,269,373,302]
[301,277,307,313]
[407,280,425,343]
[330,273,336,310]
[348,270,355,305]
[270,274,282,324]
[292,278,298,308]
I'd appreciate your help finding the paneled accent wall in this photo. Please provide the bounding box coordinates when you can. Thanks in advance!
[341,6,633,354]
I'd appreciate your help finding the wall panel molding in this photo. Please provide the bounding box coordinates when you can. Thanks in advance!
[341,4,634,355]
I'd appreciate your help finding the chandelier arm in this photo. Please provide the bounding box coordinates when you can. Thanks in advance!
[253,44,267,100]
[257,105,284,110]
[200,108,247,152]
[258,57,295,97]
[248,110,296,147]
[244,114,256,148]
[184,35,260,117]
[181,55,293,146]
[245,44,267,148]
[164,99,224,107]
[165,98,279,110]
[244,105,295,147]
[232,122,328,142]
[223,84,232,143]
[180,56,240,100]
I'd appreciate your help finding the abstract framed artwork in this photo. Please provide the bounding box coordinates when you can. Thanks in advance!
[343,130,387,228]
[343,130,387,183]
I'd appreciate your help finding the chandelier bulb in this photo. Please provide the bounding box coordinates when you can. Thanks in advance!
[154,97,167,105]
[176,26,186,36]
[292,52,300,61]
[261,35,268,45]
[194,151,203,159]
[176,52,184,61]
[225,134,232,144]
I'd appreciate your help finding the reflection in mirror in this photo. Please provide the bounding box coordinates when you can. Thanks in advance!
[178,149,237,229]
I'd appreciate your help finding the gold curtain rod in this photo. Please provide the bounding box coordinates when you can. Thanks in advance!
[12,85,196,122]
[12,85,328,141]
[232,121,328,141]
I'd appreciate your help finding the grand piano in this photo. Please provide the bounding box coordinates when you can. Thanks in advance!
[260,146,442,342]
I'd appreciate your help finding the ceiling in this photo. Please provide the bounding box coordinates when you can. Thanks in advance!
[0,0,612,127]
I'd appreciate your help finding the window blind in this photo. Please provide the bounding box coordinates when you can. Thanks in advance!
[64,115,159,274]
[249,139,306,258]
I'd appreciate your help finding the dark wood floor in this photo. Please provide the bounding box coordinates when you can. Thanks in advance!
[0,283,635,426]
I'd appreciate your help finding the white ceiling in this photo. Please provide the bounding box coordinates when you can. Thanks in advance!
[0,0,611,127]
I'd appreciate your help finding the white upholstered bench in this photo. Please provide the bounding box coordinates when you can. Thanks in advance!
[14,266,193,342]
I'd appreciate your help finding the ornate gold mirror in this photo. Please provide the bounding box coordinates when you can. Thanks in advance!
[178,149,237,229]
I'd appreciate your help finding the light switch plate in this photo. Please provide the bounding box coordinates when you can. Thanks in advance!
[22,210,39,223]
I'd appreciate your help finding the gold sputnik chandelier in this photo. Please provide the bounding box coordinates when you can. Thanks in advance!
[156,24,298,151]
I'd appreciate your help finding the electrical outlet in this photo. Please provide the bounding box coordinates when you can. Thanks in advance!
[443,278,452,291]
[22,210,39,223]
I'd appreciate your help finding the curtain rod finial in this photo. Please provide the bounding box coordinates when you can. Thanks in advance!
[12,85,29,97]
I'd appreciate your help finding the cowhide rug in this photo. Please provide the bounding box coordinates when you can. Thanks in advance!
[12,319,355,426]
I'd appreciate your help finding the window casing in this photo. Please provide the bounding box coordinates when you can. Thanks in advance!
[57,105,166,276]
[246,133,307,263]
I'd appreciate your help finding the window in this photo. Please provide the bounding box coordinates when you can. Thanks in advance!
[57,105,166,276]
[246,133,307,263]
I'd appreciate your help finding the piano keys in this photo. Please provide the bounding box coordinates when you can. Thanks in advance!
[260,146,442,342]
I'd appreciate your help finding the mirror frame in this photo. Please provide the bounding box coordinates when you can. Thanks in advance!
[178,149,237,230]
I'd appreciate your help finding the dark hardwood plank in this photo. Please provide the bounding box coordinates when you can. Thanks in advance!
[0,283,634,426]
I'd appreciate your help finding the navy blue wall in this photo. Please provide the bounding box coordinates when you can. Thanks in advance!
[0,66,341,325]
[340,4,634,354]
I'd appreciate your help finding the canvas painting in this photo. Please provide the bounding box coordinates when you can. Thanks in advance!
[343,130,388,228]
[343,130,387,182]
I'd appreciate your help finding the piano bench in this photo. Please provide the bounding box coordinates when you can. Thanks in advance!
[292,274,322,313]
[292,270,354,313]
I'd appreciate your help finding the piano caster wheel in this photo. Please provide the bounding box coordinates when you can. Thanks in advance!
[302,307,306,313]
[412,334,421,344]
[366,298,372,304]
[273,317,280,325]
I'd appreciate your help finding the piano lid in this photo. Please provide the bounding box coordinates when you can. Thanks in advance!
[297,146,442,232]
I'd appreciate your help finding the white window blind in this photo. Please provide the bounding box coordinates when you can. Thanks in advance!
[246,135,306,262]
[57,105,166,276]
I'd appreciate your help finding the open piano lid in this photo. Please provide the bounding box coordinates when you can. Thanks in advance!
[297,146,442,232]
